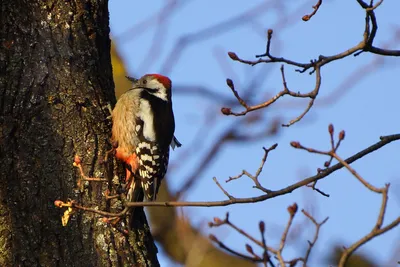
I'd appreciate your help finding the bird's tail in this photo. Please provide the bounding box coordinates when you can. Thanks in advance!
[170,136,182,150]
[127,177,145,229]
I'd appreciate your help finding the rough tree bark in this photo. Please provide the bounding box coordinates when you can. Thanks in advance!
[0,1,158,266]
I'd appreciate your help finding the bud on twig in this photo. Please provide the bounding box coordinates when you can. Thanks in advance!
[267,29,273,35]
[245,244,254,254]
[324,161,330,167]
[226,78,234,89]
[73,155,81,166]
[287,203,298,216]
[209,234,218,243]
[54,200,64,208]
[213,217,223,224]
[328,124,334,135]
[259,221,265,234]
[302,15,310,21]
[228,52,239,61]
[339,130,345,140]
[221,107,231,115]
[290,141,301,148]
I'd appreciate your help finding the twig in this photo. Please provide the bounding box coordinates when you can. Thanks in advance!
[282,98,315,127]
[226,144,277,194]
[56,134,400,222]
[302,0,323,21]
[332,144,398,266]
[175,111,278,199]
[291,125,399,267]
[301,210,329,266]
[259,221,275,267]
[277,203,298,266]
[213,177,234,200]
[55,199,129,218]
[210,213,278,254]
[223,1,399,126]
[209,214,278,265]
[222,65,321,127]
[331,153,381,193]
[366,0,384,12]
[73,156,107,187]
[226,78,249,109]
[339,191,399,266]
[209,234,264,262]
[306,181,330,197]
[127,133,398,207]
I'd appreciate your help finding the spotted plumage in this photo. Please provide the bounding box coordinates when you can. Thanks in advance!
[133,84,173,200]
[113,74,181,207]
[135,142,169,200]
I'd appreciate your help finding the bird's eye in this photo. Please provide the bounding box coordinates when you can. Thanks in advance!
[142,79,147,85]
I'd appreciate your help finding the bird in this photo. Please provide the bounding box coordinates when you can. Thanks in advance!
[111,74,181,207]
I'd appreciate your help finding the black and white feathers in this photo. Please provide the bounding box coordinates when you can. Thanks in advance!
[129,74,180,201]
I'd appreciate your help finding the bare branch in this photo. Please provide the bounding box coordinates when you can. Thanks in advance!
[222,65,321,128]
[73,155,107,187]
[291,124,400,267]
[58,133,400,210]
[306,181,330,197]
[222,1,399,126]
[338,185,399,266]
[301,210,329,266]
[277,203,298,265]
[209,234,264,263]
[213,177,234,200]
[226,144,277,194]
[302,0,323,21]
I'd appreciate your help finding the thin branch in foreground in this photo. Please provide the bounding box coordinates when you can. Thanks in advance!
[213,177,234,200]
[55,199,129,218]
[73,155,107,187]
[209,234,264,263]
[306,181,330,197]
[209,211,289,266]
[54,131,400,242]
[338,184,399,266]
[282,98,315,127]
[209,213,278,255]
[225,78,249,110]
[55,133,400,211]
[175,107,279,199]
[302,0,323,21]
[208,205,328,266]
[290,125,400,267]
[276,203,298,265]
[301,210,329,266]
[222,1,399,127]
[259,220,276,267]
[221,64,321,128]
[226,144,277,194]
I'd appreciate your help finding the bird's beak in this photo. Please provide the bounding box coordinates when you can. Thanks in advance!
[126,76,141,90]
[126,76,138,83]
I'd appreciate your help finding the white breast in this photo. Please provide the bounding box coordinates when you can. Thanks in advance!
[138,99,156,141]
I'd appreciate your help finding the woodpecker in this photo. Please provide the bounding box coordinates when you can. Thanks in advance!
[112,74,181,203]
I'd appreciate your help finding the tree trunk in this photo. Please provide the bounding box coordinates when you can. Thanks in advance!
[0,1,159,266]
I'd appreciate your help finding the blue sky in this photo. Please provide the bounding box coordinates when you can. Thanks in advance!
[109,0,400,265]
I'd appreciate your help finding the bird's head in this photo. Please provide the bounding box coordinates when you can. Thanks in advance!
[127,74,172,102]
